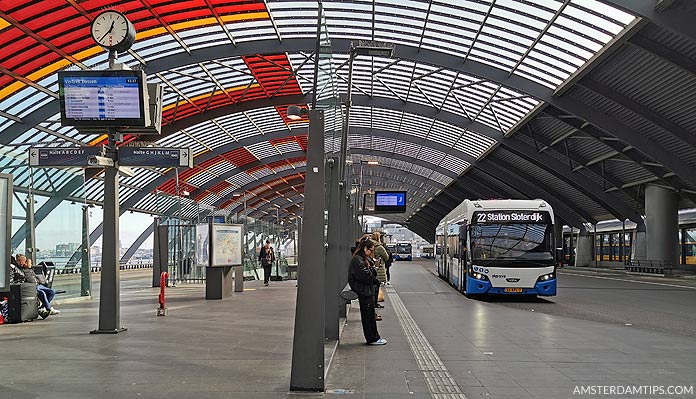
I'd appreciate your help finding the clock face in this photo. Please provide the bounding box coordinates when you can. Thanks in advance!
[90,10,135,52]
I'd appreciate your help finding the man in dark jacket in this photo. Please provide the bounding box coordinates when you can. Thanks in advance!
[258,240,276,287]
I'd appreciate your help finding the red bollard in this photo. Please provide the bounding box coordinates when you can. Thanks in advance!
[157,272,168,316]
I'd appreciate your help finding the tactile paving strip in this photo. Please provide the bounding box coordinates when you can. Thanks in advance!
[385,286,467,399]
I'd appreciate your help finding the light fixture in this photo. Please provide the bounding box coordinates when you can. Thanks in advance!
[286,105,309,121]
[367,160,379,165]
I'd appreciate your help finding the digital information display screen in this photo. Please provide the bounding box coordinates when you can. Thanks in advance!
[374,191,407,213]
[58,70,146,127]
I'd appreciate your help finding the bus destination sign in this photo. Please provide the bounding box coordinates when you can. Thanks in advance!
[472,211,549,224]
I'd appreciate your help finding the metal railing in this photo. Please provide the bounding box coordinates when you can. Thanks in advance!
[625,260,674,275]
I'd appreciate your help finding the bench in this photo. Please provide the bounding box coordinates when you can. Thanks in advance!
[34,263,66,294]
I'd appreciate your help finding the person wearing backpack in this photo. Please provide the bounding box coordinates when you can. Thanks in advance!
[384,244,394,285]
[258,240,276,287]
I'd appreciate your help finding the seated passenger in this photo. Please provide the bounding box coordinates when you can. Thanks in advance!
[14,255,60,318]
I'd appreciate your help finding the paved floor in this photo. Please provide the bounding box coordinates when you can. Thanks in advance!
[1,262,695,399]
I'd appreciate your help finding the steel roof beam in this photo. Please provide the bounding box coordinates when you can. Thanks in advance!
[501,136,643,224]
[600,0,696,43]
[580,79,696,149]
[9,36,693,195]
[543,107,696,200]
[475,161,595,225]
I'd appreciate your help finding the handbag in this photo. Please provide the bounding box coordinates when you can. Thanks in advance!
[378,286,385,302]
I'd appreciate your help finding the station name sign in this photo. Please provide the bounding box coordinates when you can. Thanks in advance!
[117,147,192,168]
[29,146,102,167]
[473,211,549,224]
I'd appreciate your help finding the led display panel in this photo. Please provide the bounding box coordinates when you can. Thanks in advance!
[58,70,147,127]
[374,191,406,213]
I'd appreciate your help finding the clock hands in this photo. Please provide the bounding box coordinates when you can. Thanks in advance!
[99,21,115,42]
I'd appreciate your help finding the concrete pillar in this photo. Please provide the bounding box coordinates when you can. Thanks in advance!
[645,184,679,267]
[575,227,593,267]
[632,220,647,261]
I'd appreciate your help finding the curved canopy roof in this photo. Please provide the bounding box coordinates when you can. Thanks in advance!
[2,0,696,242]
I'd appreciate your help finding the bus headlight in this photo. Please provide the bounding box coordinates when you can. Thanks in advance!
[469,268,489,281]
[537,272,555,282]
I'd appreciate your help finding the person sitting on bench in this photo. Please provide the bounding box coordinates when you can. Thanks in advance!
[12,255,60,318]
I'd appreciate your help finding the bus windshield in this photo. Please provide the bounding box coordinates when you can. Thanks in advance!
[470,223,553,267]
[396,243,412,254]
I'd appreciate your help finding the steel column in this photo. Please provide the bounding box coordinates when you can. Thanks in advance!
[91,122,125,334]
[24,193,35,265]
[81,206,92,296]
[325,157,340,340]
[290,109,326,392]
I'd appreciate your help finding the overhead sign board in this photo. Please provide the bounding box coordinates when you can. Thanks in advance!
[28,147,103,168]
[374,191,407,213]
[118,147,192,168]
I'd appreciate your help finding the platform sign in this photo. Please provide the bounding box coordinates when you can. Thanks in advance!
[28,146,102,168]
[374,191,407,213]
[118,147,192,168]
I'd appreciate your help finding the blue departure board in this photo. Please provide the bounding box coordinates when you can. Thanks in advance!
[375,191,407,213]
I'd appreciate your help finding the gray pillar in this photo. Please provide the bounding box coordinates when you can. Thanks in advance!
[152,220,167,287]
[575,227,593,267]
[91,139,125,334]
[633,221,647,261]
[339,191,351,318]
[645,184,679,267]
[325,157,340,340]
[81,206,92,296]
[25,194,36,265]
[290,109,326,392]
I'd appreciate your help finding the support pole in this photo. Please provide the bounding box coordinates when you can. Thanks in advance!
[324,157,340,340]
[290,109,325,392]
[25,193,36,265]
[81,205,92,296]
[92,49,125,334]
[91,125,125,334]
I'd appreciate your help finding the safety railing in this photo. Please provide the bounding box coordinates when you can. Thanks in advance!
[625,260,673,275]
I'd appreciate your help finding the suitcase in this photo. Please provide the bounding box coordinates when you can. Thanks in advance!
[8,283,39,323]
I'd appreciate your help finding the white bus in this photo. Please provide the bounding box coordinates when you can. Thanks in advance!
[394,241,413,261]
[436,199,557,296]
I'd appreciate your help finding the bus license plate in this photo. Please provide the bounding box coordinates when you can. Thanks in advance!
[505,288,523,293]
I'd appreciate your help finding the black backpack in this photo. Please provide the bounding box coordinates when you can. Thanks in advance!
[386,248,394,264]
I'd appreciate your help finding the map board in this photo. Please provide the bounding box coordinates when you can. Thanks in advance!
[210,224,243,267]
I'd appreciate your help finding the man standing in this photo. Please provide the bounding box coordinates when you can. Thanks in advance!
[258,240,276,287]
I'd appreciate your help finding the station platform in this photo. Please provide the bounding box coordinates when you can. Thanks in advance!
[2,262,695,399]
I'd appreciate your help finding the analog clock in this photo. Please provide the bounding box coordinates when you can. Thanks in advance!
[90,10,136,53]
